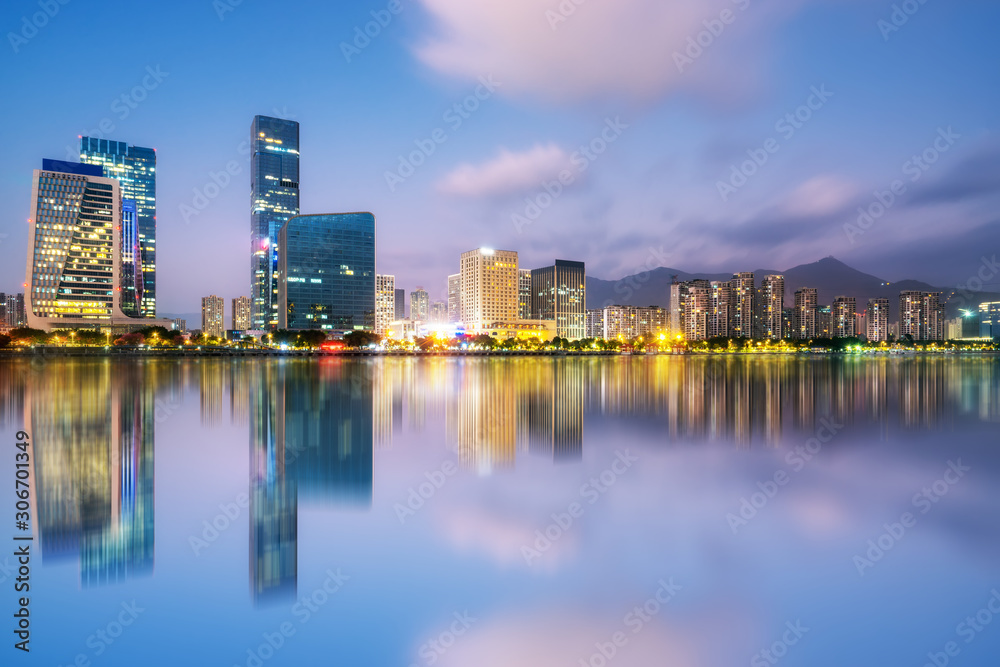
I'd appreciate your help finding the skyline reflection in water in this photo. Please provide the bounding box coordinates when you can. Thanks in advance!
[0,355,998,666]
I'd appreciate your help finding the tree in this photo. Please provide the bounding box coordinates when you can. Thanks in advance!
[297,330,328,348]
[74,330,107,345]
[8,327,48,345]
[114,333,145,346]
[343,330,380,348]
[471,334,497,350]
[0,334,10,349]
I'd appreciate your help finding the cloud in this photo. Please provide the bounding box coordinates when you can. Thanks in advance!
[414,0,805,105]
[780,175,858,217]
[437,144,573,197]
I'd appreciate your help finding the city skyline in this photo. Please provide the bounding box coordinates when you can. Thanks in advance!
[1,2,998,316]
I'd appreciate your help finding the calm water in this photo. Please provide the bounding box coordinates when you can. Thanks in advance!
[1,356,999,667]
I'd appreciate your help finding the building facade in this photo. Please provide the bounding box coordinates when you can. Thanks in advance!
[731,272,756,338]
[394,288,405,320]
[519,269,532,320]
[410,288,429,322]
[250,115,300,330]
[430,301,447,322]
[980,302,1000,339]
[900,291,945,341]
[866,298,890,342]
[0,293,26,328]
[375,275,395,335]
[793,288,818,339]
[232,296,252,331]
[832,296,857,338]
[758,275,785,340]
[597,305,668,341]
[79,137,157,317]
[460,248,519,333]
[529,260,586,339]
[202,295,225,338]
[448,274,461,322]
[277,213,376,332]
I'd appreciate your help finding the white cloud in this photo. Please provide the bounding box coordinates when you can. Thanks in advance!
[437,144,573,197]
[780,175,858,217]
[415,0,805,105]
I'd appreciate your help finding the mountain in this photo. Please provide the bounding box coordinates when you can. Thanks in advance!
[586,256,998,320]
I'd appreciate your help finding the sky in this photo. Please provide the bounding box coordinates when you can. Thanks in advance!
[1,0,998,314]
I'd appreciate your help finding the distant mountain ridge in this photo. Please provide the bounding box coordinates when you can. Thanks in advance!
[586,256,996,320]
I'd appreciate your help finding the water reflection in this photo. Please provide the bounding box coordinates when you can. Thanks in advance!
[1,355,997,596]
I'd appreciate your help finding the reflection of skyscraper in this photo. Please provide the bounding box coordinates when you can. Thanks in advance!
[455,361,517,471]
[31,361,154,586]
[526,360,583,461]
[250,362,297,604]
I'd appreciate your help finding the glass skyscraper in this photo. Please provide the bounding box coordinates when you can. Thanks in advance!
[277,213,376,331]
[79,137,157,318]
[251,115,300,330]
[530,260,586,339]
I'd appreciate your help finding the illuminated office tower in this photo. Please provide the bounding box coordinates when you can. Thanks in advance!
[232,296,252,331]
[709,281,733,338]
[518,269,532,319]
[832,296,857,337]
[866,298,890,342]
[25,160,171,333]
[277,213,375,331]
[79,137,157,317]
[410,287,429,321]
[730,272,755,338]
[376,275,395,334]
[758,275,785,340]
[900,291,945,341]
[980,302,1000,339]
[530,260,586,339]
[460,248,519,332]
[793,288,818,339]
[201,295,225,338]
[447,274,461,322]
[394,288,405,320]
[251,115,300,330]
[430,301,447,322]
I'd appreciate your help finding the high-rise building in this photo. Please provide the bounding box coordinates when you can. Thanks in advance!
[530,260,586,339]
[709,281,733,338]
[758,275,785,340]
[171,318,187,333]
[202,295,225,338]
[79,137,157,317]
[0,293,26,328]
[866,298,890,342]
[818,306,833,338]
[24,160,171,333]
[460,248,519,332]
[832,296,857,338]
[430,301,448,322]
[376,275,395,335]
[519,269,532,320]
[669,280,687,336]
[793,288,818,339]
[680,280,711,341]
[730,272,755,338]
[980,302,1000,339]
[410,287,429,322]
[448,274,462,323]
[585,308,603,338]
[251,115,300,330]
[277,213,375,331]
[232,296,252,331]
[900,291,945,341]
[394,288,405,320]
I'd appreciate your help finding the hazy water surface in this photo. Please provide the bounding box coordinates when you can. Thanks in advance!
[1,356,998,667]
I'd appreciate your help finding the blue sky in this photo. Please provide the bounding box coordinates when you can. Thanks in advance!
[1,0,998,314]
